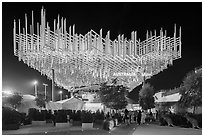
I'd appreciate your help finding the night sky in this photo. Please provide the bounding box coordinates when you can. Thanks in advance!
[2,2,202,101]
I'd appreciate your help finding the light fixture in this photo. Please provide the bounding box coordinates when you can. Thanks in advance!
[33,80,38,85]
[13,8,182,91]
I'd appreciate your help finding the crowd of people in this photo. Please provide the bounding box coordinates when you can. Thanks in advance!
[50,109,159,127]
[105,109,159,126]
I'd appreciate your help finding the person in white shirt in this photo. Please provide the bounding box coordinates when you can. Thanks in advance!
[141,111,146,124]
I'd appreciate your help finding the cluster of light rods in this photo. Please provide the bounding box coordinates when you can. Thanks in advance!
[13,7,181,90]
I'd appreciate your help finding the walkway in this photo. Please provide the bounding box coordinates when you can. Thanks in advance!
[2,123,202,135]
[132,123,202,135]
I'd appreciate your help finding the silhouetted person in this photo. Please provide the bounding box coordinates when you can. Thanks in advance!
[156,110,159,120]
[124,109,130,125]
[106,112,110,119]
[52,112,56,126]
[134,111,137,123]
[149,111,153,122]
[137,110,142,125]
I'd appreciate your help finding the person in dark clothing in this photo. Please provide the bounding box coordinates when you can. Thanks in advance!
[156,110,159,120]
[137,110,142,125]
[134,111,137,123]
[52,112,56,126]
[149,111,153,122]
[106,112,110,119]
[124,109,130,125]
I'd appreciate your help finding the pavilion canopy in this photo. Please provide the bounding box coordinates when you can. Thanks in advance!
[46,101,62,110]
[154,92,181,103]
[46,97,85,110]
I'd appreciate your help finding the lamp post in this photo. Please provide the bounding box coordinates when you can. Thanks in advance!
[34,80,38,97]
[59,91,63,100]
[43,83,48,99]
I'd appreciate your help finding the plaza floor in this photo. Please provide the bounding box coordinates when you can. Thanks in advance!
[2,122,202,135]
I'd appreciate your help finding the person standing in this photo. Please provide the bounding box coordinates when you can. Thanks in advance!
[52,112,56,126]
[134,111,137,123]
[124,109,130,125]
[141,111,146,124]
[137,110,142,125]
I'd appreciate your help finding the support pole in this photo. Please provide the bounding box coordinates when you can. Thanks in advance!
[52,69,55,102]
[34,84,37,97]
[43,83,48,99]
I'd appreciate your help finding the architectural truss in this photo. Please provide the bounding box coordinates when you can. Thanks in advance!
[13,8,181,91]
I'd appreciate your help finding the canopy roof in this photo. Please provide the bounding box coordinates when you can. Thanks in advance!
[46,96,84,110]
[154,92,181,103]
[13,8,181,90]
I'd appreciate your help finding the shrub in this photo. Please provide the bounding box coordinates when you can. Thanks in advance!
[28,108,36,120]
[45,110,52,120]
[159,113,196,128]
[166,114,191,127]
[81,111,93,123]
[56,110,67,123]
[28,108,46,121]
[23,116,32,125]
[159,117,168,126]
[188,113,202,128]
[103,120,110,131]
[103,119,114,131]
[2,107,21,130]
[94,110,105,120]
[71,110,81,121]
[19,113,32,125]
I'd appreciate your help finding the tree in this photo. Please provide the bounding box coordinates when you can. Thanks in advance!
[35,93,49,109]
[179,69,202,113]
[6,92,23,109]
[99,82,128,110]
[139,83,155,110]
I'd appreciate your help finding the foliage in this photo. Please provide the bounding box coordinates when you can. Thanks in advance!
[188,113,202,128]
[56,110,68,123]
[99,81,128,110]
[28,108,46,121]
[103,119,115,131]
[35,93,49,108]
[94,110,105,120]
[81,111,93,123]
[139,83,155,110]
[179,69,202,112]
[71,110,81,121]
[6,92,23,109]
[2,107,22,125]
[159,113,201,128]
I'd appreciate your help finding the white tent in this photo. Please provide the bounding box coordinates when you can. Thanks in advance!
[154,92,181,103]
[46,97,85,110]
[45,101,62,110]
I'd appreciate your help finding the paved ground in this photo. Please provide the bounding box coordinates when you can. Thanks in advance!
[133,124,202,135]
[2,122,202,135]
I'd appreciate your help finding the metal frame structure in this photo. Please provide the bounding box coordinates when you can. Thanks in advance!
[13,8,181,92]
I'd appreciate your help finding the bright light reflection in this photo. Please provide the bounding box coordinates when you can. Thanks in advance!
[2,90,13,95]
[33,80,38,85]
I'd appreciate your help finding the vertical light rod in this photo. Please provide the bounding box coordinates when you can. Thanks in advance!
[52,69,55,102]
[13,20,16,55]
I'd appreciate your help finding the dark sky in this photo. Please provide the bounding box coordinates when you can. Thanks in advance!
[2,2,202,101]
